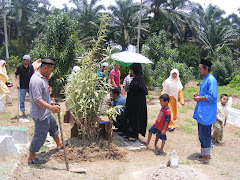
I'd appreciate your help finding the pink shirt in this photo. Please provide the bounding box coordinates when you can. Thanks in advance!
[110,69,121,87]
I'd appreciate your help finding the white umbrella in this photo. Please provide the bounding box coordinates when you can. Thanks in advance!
[102,51,153,67]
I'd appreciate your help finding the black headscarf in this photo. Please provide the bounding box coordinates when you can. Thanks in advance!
[130,63,148,95]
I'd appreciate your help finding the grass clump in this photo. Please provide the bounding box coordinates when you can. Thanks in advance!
[180,125,193,134]
[235,132,240,138]
[185,118,197,126]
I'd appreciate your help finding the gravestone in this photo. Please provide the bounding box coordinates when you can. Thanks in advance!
[227,108,240,127]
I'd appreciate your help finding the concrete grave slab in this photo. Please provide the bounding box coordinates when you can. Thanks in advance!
[228,108,240,127]
[0,136,19,161]
[0,94,12,112]
[0,126,28,144]
[113,132,147,152]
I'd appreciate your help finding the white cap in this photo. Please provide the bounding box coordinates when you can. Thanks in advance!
[102,62,108,67]
[72,66,80,73]
[23,54,31,60]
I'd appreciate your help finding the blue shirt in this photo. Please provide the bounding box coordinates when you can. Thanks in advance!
[111,94,126,115]
[193,73,218,125]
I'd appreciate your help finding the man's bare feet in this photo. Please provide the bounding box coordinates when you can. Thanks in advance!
[56,143,63,150]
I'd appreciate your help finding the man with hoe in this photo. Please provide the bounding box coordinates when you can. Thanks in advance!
[28,58,63,164]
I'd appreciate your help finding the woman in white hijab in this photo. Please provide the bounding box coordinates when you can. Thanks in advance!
[0,60,10,94]
[162,69,185,131]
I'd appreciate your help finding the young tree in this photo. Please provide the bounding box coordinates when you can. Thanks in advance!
[30,13,79,95]
[65,14,112,141]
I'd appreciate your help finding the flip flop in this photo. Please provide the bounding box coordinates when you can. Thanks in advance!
[194,159,209,164]
[194,154,203,158]
[28,158,47,165]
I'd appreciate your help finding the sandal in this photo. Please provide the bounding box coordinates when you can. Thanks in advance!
[194,159,209,164]
[194,154,203,158]
[28,158,47,165]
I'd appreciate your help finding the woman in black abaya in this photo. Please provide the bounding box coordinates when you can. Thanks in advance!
[125,63,148,141]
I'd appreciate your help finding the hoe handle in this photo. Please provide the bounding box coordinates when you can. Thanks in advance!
[58,113,70,171]
[53,98,69,171]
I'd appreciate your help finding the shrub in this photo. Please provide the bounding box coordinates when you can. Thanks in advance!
[212,45,235,86]
[142,30,178,68]
[8,56,21,68]
[30,13,79,95]
[142,31,193,88]
[65,14,113,141]
[227,76,240,91]
[178,42,200,77]
[0,40,28,59]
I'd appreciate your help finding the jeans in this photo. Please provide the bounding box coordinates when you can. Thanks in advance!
[198,123,212,156]
[20,89,29,112]
[29,116,59,152]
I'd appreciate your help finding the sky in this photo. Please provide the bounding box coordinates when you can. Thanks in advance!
[49,0,239,16]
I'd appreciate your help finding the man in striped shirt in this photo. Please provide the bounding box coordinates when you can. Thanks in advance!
[122,71,134,96]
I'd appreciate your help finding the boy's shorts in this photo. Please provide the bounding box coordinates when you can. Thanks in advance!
[149,124,167,140]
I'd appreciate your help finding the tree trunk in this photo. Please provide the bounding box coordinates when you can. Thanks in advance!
[18,8,23,57]
[2,0,9,63]
[137,0,143,53]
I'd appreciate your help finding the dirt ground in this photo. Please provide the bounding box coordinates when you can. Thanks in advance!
[1,81,240,180]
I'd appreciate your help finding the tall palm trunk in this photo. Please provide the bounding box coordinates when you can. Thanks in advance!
[17,8,23,57]
[2,0,9,63]
[137,0,143,53]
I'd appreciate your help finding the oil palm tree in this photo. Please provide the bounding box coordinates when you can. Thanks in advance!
[190,4,238,59]
[7,0,50,56]
[147,0,192,47]
[228,10,240,58]
[108,0,145,51]
[70,0,105,40]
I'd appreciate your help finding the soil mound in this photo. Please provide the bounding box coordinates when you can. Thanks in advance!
[43,138,126,163]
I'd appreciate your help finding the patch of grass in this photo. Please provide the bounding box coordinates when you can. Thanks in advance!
[0,112,11,126]
[146,95,154,100]
[185,118,197,126]
[180,125,193,134]
[218,86,240,96]
[148,109,159,120]
[235,132,240,138]
[232,104,240,110]
[39,146,50,153]
[11,98,18,102]
[183,87,200,99]
[220,171,231,176]
[147,123,152,130]
[179,106,188,113]
[183,85,240,100]
[179,160,191,165]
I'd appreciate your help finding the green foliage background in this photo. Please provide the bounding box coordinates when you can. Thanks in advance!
[228,76,240,91]
[142,31,193,88]
[30,13,82,95]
